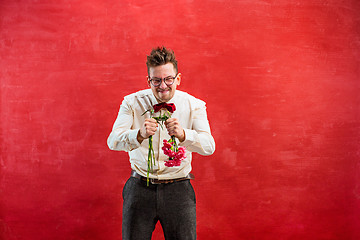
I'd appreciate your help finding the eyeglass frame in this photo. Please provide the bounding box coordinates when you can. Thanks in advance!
[148,73,179,87]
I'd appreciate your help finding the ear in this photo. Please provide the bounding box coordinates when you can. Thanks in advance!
[146,76,151,87]
[176,73,182,86]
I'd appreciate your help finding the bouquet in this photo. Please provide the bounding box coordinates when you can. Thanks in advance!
[142,102,187,185]
[162,139,186,167]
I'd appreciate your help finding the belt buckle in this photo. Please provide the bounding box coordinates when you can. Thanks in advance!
[150,178,161,184]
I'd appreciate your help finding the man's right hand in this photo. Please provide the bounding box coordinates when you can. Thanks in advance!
[137,118,158,143]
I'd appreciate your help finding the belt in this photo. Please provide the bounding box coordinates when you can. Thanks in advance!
[131,170,194,184]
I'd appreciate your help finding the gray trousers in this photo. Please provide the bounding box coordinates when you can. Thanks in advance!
[122,177,196,240]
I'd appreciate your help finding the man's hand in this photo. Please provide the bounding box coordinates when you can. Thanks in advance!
[165,118,185,142]
[137,118,158,143]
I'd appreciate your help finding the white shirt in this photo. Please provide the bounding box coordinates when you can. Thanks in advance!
[107,89,215,180]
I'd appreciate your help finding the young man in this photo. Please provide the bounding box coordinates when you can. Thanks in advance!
[107,47,215,240]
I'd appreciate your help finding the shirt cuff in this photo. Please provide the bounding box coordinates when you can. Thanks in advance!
[129,129,141,149]
[179,128,196,147]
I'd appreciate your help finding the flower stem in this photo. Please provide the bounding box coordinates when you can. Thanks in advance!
[171,135,178,151]
[147,135,153,186]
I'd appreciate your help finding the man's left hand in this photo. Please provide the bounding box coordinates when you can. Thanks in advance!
[165,118,185,142]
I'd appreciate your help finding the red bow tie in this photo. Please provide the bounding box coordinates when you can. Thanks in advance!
[153,102,176,113]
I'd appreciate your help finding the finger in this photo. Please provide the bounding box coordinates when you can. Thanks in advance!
[166,121,178,129]
[148,118,158,123]
[145,120,158,127]
[145,120,157,126]
[167,125,178,134]
[145,129,156,137]
[165,118,176,125]
[167,123,180,132]
[146,125,157,132]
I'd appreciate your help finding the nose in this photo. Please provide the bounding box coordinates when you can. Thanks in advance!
[159,79,168,89]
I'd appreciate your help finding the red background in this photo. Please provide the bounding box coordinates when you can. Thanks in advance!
[1,0,360,239]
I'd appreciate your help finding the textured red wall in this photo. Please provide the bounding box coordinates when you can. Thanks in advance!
[1,0,360,239]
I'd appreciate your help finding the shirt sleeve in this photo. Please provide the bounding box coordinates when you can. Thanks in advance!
[179,101,216,156]
[107,98,141,152]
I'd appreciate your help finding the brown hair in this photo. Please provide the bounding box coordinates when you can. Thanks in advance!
[146,46,178,75]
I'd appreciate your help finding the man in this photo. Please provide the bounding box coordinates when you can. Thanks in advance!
[107,46,215,240]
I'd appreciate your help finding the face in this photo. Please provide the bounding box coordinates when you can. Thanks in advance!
[148,63,181,103]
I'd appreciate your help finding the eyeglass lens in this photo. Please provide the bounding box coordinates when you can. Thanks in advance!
[150,76,176,87]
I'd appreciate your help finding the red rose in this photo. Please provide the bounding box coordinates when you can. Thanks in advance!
[153,102,176,113]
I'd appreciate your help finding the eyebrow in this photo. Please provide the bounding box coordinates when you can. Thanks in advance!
[151,75,174,79]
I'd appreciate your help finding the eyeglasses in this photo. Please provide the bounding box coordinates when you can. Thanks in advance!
[148,74,178,87]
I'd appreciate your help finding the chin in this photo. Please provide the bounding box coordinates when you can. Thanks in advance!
[158,94,171,102]
[158,98,170,102]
